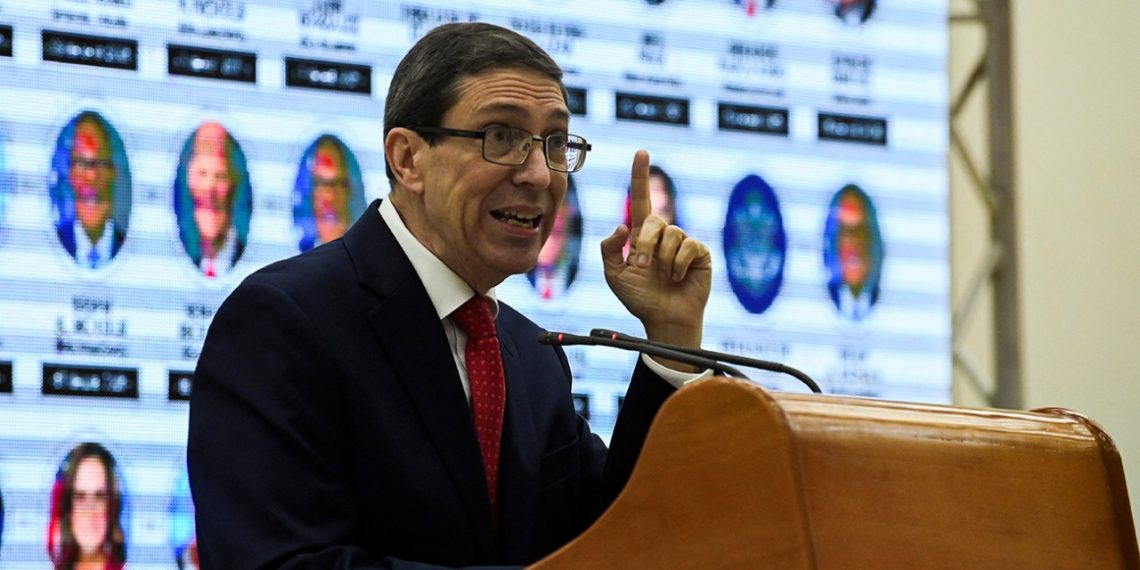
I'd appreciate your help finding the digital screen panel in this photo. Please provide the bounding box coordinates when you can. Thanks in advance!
[0,0,949,567]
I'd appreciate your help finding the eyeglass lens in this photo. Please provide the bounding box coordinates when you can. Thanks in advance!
[482,127,585,172]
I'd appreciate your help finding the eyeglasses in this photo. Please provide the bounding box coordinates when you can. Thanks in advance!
[72,157,115,173]
[412,126,591,173]
[72,489,109,511]
[312,175,350,190]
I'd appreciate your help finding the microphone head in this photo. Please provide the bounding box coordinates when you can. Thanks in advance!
[590,328,621,340]
[537,331,558,345]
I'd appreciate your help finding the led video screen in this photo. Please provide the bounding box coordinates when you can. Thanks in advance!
[0,0,948,567]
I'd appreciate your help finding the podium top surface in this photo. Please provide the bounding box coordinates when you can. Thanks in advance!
[534,378,1139,570]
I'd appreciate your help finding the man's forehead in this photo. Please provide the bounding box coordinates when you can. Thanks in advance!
[194,123,230,158]
[455,69,569,121]
[467,101,571,124]
[74,121,109,154]
[315,145,345,168]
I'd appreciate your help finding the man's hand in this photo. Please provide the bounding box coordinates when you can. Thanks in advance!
[600,150,712,369]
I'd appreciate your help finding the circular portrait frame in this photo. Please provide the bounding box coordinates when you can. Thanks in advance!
[723,173,788,315]
[292,133,367,252]
[48,110,133,271]
[822,183,885,322]
[528,174,583,300]
[47,440,130,570]
[172,121,253,280]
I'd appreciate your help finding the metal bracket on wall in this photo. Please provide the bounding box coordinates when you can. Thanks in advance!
[949,0,1021,409]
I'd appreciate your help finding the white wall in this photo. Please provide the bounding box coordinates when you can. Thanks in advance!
[952,0,1140,538]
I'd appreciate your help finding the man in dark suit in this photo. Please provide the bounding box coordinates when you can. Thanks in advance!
[824,184,882,321]
[55,112,126,269]
[188,22,712,569]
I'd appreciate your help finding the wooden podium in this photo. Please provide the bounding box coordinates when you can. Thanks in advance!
[531,378,1139,569]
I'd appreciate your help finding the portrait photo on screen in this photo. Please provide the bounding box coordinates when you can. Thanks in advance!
[623,164,681,229]
[621,164,682,260]
[47,442,128,570]
[733,0,779,15]
[169,469,198,570]
[1,472,5,552]
[173,121,253,279]
[292,134,366,252]
[723,173,787,314]
[822,183,884,321]
[527,175,582,300]
[48,111,133,271]
[0,127,9,232]
[829,0,877,23]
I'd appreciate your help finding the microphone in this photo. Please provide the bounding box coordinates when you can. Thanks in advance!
[588,329,822,394]
[536,331,747,379]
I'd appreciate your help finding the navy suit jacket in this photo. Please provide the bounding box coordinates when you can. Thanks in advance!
[188,200,674,569]
[56,219,126,265]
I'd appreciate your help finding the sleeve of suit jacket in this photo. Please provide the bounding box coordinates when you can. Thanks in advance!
[188,275,674,569]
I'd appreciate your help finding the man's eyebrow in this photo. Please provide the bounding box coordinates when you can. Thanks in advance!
[471,102,571,124]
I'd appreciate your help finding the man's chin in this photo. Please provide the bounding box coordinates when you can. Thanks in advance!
[199,226,226,242]
[77,212,110,226]
[196,215,231,236]
[505,252,542,275]
[473,258,539,288]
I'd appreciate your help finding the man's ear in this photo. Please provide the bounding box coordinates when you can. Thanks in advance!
[385,128,426,195]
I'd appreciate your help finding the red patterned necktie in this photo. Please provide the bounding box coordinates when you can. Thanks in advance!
[452,295,506,517]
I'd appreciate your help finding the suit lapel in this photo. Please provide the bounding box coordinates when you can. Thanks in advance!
[496,324,540,562]
[346,200,497,559]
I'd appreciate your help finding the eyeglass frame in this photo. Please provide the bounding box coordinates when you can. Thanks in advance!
[410,126,592,173]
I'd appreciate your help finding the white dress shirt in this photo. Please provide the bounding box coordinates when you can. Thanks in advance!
[201,227,238,278]
[73,218,116,270]
[835,282,874,321]
[378,200,706,403]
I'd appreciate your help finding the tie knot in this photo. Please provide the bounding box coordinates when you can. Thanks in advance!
[453,296,496,340]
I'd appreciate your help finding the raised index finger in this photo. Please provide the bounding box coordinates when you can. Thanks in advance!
[629,149,652,231]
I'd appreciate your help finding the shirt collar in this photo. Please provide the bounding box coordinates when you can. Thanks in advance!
[73,218,115,267]
[203,226,237,274]
[378,198,499,321]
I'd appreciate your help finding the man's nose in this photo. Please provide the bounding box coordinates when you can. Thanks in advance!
[512,142,552,189]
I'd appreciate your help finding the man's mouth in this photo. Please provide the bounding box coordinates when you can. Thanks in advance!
[76,188,102,204]
[491,209,542,229]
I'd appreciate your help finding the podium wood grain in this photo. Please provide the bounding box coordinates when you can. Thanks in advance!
[531,378,1139,569]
